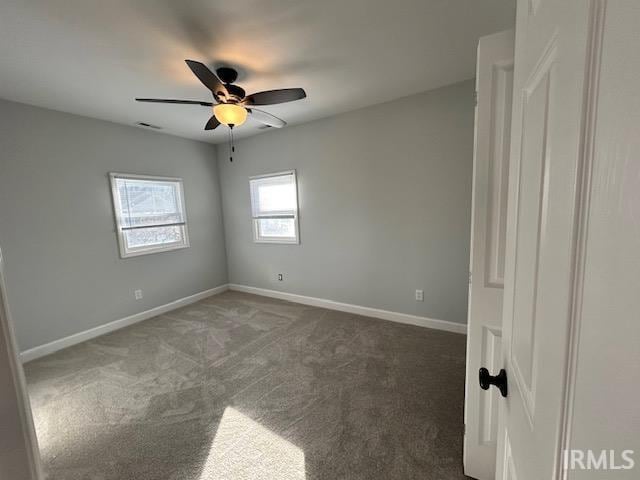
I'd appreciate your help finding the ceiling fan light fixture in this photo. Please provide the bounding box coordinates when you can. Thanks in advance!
[213,103,247,127]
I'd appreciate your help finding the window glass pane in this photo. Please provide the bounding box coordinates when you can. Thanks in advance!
[124,225,184,249]
[250,174,296,217]
[256,183,296,213]
[116,178,183,227]
[257,218,296,238]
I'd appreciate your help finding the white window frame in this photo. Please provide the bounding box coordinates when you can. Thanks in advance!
[109,172,190,258]
[249,170,300,244]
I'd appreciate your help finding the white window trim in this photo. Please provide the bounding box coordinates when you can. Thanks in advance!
[250,170,300,245]
[109,172,190,258]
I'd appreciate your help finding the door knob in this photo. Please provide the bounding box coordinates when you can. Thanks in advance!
[479,367,508,397]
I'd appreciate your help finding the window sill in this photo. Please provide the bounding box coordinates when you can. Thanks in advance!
[253,238,299,245]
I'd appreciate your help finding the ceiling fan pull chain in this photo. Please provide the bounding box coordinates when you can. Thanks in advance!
[228,126,235,162]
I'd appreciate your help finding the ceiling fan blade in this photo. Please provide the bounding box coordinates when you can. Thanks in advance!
[247,108,286,128]
[204,115,221,130]
[185,60,228,100]
[243,88,306,106]
[136,98,213,107]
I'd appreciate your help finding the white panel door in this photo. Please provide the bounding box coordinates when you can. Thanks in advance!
[464,29,514,480]
[496,0,596,479]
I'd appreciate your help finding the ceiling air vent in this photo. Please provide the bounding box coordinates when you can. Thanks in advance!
[258,125,272,130]
[136,122,162,130]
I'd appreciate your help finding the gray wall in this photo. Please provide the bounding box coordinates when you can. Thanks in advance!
[0,99,227,351]
[217,80,474,324]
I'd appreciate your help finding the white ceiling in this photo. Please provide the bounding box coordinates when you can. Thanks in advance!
[0,0,515,144]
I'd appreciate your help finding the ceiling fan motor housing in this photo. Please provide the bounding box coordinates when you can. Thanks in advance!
[224,84,246,103]
[216,66,238,84]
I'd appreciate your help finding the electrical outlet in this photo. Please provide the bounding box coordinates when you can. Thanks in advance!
[277,274,283,281]
[415,289,424,302]
[134,289,143,300]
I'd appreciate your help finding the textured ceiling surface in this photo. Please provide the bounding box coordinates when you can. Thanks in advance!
[0,0,515,143]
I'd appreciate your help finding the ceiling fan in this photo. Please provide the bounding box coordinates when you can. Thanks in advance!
[136,60,307,131]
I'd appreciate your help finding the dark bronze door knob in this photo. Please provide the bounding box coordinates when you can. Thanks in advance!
[479,367,508,397]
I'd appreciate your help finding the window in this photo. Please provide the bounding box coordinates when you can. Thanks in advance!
[250,171,299,244]
[110,173,189,257]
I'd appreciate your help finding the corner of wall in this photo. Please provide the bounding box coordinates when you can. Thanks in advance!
[212,143,232,284]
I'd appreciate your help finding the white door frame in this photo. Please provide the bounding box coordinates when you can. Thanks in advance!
[554,2,607,474]
[0,246,43,479]
[555,1,640,476]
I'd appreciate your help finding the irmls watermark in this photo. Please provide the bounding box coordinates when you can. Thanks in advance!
[563,450,635,471]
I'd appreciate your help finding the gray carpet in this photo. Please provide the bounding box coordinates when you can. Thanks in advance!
[24,291,468,480]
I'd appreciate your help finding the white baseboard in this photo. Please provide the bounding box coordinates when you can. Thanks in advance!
[20,284,229,363]
[228,284,467,335]
[21,282,466,363]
